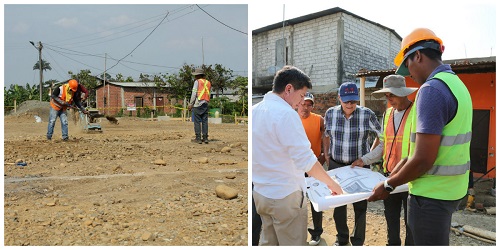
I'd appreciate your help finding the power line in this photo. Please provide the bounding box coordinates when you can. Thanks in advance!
[47,5,197,47]
[42,50,67,80]
[47,5,205,49]
[195,4,247,35]
[103,12,170,75]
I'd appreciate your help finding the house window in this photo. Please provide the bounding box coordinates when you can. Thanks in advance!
[103,97,107,106]
[135,97,143,107]
[275,38,287,67]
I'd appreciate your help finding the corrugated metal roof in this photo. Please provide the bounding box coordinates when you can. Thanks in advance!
[95,81,171,88]
[354,56,496,88]
[252,7,401,40]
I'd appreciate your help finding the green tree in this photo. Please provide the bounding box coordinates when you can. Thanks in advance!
[33,59,52,71]
[68,69,100,103]
[139,73,151,82]
[115,73,124,82]
[230,76,248,116]
[203,64,233,98]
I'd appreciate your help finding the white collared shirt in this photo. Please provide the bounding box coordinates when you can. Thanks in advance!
[252,91,317,199]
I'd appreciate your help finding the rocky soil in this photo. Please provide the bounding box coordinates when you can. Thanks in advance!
[308,176,496,246]
[4,103,248,246]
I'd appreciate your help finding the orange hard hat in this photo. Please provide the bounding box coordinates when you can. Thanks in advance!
[394,28,444,76]
[68,79,78,92]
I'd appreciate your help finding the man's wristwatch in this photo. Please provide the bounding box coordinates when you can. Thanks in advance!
[384,179,394,192]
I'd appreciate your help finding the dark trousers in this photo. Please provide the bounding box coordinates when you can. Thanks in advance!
[328,158,368,246]
[252,185,262,246]
[193,102,209,136]
[308,202,323,237]
[384,192,414,246]
[408,194,460,245]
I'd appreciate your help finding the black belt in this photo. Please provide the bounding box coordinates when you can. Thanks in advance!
[330,157,353,166]
[330,156,370,169]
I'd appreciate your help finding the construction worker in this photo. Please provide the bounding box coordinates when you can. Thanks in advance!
[352,74,416,246]
[368,28,473,246]
[188,68,212,144]
[47,79,88,141]
[297,92,326,246]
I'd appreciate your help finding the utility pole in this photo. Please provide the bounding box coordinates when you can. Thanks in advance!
[202,37,204,66]
[103,53,107,115]
[30,41,43,101]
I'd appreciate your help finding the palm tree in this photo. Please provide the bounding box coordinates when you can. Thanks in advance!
[33,59,52,71]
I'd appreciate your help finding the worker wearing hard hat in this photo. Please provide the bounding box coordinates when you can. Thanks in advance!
[188,68,212,144]
[47,79,88,141]
[368,28,473,246]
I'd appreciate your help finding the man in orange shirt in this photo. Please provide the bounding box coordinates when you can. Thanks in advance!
[298,92,326,246]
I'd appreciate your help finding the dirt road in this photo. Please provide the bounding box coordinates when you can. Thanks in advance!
[4,111,248,246]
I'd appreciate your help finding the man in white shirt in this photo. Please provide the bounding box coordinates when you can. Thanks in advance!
[252,65,343,246]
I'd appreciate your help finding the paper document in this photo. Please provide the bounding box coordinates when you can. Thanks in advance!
[306,166,408,212]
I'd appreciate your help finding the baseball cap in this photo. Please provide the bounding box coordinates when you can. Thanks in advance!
[304,92,314,103]
[339,82,359,103]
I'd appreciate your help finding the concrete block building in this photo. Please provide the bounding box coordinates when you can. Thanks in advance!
[252,7,402,95]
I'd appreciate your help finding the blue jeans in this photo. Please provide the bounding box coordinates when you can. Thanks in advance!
[47,107,69,140]
[193,102,209,136]
[408,194,460,245]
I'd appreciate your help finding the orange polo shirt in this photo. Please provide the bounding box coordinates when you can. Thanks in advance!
[301,112,322,157]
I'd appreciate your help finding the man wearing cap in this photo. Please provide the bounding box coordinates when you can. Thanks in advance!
[323,82,382,246]
[188,68,212,144]
[297,92,326,246]
[47,79,87,141]
[352,75,416,246]
[253,66,343,246]
[368,28,473,246]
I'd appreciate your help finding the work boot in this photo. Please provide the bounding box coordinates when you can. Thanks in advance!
[194,134,202,144]
[202,135,209,144]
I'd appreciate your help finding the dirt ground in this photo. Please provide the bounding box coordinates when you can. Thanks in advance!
[3,101,496,246]
[3,102,248,246]
[307,173,496,246]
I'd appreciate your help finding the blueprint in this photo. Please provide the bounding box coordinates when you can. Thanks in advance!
[306,166,408,212]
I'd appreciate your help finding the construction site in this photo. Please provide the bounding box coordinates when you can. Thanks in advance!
[3,101,248,246]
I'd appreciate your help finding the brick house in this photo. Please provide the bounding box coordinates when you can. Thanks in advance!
[252,7,402,103]
[94,81,176,116]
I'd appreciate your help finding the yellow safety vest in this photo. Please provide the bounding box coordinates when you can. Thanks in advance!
[408,72,473,200]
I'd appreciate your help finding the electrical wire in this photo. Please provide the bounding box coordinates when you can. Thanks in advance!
[102,12,169,75]
[195,4,247,35]
[46,5,197,47]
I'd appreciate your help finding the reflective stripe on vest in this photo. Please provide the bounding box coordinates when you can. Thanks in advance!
[408,72,472,200]
[50,84,73,111]
[197,79,211,101]
[382,104,413,173]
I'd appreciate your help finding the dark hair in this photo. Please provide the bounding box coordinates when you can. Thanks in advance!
[406,40,443,62]
[272,65,312,93]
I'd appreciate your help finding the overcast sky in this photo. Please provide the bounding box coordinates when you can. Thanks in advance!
[2,0,497,89]
[250,0,496,62]
[3,3,248,87]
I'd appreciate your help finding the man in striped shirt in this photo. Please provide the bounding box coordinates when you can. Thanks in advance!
[323,82,382,246]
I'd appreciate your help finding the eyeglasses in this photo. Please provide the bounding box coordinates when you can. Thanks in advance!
[384,93,396,98]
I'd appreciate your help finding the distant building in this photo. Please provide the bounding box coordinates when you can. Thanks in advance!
[252,7,402,95]
[94,81,240,116]
[95,81,173,116]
